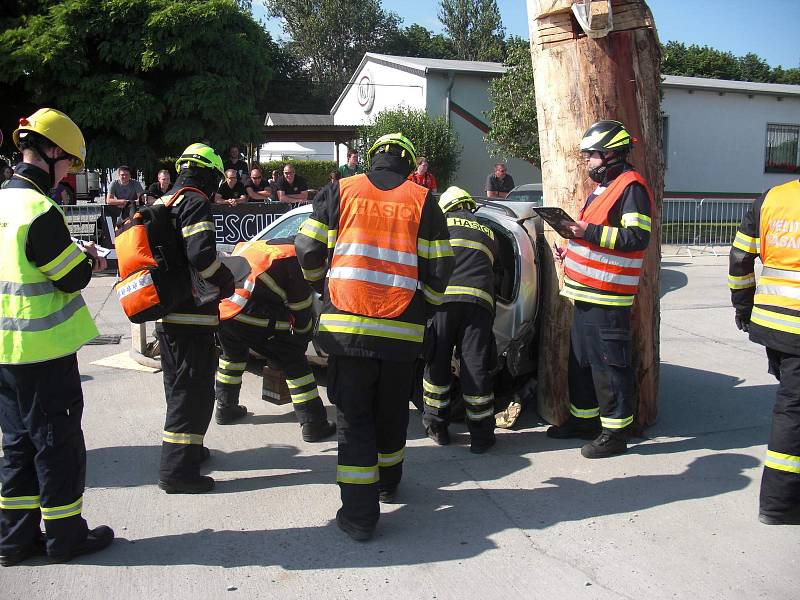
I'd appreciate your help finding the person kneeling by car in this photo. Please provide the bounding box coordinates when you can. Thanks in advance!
[214,236,336,442]
[423,186,499,453]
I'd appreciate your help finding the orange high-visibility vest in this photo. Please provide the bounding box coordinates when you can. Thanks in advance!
[563,171,653,295]
[329,174,428,318]
[219,241,295,320]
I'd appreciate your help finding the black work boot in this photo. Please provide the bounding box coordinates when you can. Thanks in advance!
[426,425,450,446]
[758,506,800,525]
[48,526,115,563]
[215,403,248,425]
[158,475,215,494]
[470,435,496,455]
[302,420,336,442]
[0,532,46,567]
[546,418,601,440]
[378,485,399,503]
[335,509,374,542]
[581,432,627,459]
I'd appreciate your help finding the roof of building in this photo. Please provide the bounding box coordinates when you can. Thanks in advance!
[662,75,800,97]
[265,113,333,127]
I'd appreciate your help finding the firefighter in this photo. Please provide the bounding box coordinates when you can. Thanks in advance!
[214,236,336,442]
[423,186,499,452]
[156,143,235,494]
[549,120,653,459]
[0,108,114,565]
[729,178,800,525]
[296,133,453,541]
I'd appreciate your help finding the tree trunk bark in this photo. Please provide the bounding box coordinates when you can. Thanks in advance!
[527,0,664,432]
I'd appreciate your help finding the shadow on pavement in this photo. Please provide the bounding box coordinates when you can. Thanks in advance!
[73,452,757,570]
[660,267,689,298]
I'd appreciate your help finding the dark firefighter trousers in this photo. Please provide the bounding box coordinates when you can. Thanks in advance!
[215,320,328,425]
[327,355,413,529]
[761,349,800,517]
[0,354,90,556]
[422,303,495,444]
[568,302,635,436]
[158,331,216,482]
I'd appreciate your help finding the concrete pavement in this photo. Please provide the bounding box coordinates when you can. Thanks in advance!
[0,255,796,599]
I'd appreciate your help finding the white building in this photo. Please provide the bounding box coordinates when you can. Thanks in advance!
[662,75,800,196]
[330,53,541,196]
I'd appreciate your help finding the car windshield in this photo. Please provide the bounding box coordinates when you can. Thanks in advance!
[504,190,544,204]
[258,212,309,242]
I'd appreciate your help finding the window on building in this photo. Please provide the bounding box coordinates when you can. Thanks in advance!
[765,124,800,174]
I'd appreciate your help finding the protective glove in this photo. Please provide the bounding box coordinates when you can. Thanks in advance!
[208,264,236,300]
[735,312,750,332]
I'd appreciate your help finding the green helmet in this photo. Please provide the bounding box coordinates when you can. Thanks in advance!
[438,186,476,213]
[175,143,224,176]
[367,133,416,168]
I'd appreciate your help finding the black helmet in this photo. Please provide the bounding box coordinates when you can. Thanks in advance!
[580,120,632,154]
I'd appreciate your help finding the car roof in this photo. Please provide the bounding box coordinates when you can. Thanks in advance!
[508,183,543,193]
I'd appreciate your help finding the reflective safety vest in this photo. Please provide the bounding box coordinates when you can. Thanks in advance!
[219,241,294,320]
[0,187,98,364]
[563,171,652,296]
[751,180,800,335]
[328,174,428,318]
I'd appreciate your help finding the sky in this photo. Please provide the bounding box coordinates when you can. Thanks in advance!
[254,0,800,69]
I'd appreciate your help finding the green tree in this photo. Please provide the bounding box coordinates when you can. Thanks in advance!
[356,107,461,189]
[438,0,505,62]
[0,0,277,173]
[386,24,457,59]
[738,52,771,82]
[661,41,742,79]
[485,42,539,165]
[266,0,401,109]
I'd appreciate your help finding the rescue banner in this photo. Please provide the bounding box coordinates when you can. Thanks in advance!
[210,203,293,244]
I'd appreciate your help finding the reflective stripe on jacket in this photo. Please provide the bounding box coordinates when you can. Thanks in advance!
[562,171,653,304]
[0,187,98,364]
[329,175,427,319]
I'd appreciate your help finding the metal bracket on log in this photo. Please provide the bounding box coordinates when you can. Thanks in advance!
[529,0,653,49]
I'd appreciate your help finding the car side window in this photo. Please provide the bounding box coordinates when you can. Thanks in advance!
[259,213,308,241]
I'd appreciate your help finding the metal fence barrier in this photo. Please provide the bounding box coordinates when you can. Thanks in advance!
[661,197,755,257]
[63,202,105,242]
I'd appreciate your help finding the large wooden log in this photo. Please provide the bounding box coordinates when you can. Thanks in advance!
[527,0,664,431]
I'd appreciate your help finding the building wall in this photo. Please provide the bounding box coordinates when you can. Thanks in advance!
[663,87,800,195]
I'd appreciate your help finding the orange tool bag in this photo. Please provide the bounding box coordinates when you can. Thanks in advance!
[113,187,200,323]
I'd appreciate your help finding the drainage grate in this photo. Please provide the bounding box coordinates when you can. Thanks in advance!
[87,334,123,345]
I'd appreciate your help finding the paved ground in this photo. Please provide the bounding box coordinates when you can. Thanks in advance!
[1,254,797,599]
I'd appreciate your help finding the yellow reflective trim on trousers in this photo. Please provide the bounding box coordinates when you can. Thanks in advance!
[162,431,204,445]
[0,494,41,510]
[216,372,242,385]
[751,307,800,335]
[287,373,315,388]
[570,404,600,419]
[40,243,85,281]
[318,314,424,343]
[765,450,800,474]
[290,389,320,404]
[424,394,449,409]
[257,272,287,301]
[233,313,270,327]
[450,238,494,263]
[288,294,313,311]
[466,407,494,420]
[423,283,444,305]
[621,212,652,232]
[600,415,633,429]
[444,285,493,306]
[423,379,450,394]
[600,226,618,250]
[728,273,756,289]
[294,320,312,334]
[298,218,328,244]
[181,221,214,238]
[161,313,219,326]
[561,285,634,307]
[732,231,759,254]
[378,447,405,467]
[301,265,326,281]
[199,258,221,279]
[41,496,82,520]
[219,359,246,371]
[463,393,493,405]
[336,464,379,484]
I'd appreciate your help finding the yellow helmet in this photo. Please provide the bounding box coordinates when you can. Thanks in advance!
[367,133,416,169]
[438,186,476,213]
[13,108,86,173]
[175,143,225,176]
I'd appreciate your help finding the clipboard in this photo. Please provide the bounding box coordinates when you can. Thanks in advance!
[531,206,578,239]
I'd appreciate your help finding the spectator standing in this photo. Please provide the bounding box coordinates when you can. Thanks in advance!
[223,145,249,182]
[267,169,280,201]
[408,156,437,193]
[1,165,13,186]
[276,163,309,203]
[338,149,362,178]
[245,168,272,202]
[217,169,247,205]
[145,169,172,204]
[330,170,341,184]
[485,163,515,199]
[106,165,144,223]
